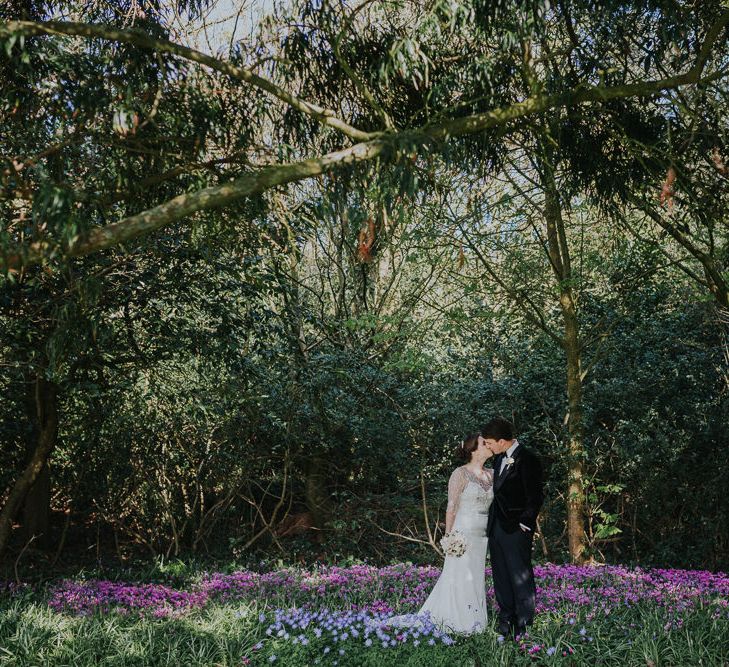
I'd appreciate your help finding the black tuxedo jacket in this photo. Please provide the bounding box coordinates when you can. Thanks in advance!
[488,444,544,535]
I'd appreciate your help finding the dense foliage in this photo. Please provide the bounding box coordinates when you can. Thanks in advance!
[1,0,728,575]
[1,207,727,570]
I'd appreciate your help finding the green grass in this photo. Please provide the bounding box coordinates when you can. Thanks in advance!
[0,597,260,666]
[252,609,729,667]
[1,562,728,666]
[1,597,727,666]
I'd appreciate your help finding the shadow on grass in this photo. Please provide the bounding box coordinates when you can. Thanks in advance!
[0,601,260,667]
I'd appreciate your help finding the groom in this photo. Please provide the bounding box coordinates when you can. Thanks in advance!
[482,417,544,638]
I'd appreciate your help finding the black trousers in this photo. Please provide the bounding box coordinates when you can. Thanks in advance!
[489,519,536,630]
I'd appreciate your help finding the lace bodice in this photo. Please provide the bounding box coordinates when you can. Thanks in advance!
[445,466,494,531]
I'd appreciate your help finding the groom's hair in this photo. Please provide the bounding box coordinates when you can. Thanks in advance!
[481,417,515,441]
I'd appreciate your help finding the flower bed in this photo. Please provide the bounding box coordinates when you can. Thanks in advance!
[26,563,729,665]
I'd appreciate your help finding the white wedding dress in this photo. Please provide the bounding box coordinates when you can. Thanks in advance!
[386,466,494,634]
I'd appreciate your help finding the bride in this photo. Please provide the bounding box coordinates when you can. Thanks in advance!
[386,433,494,634]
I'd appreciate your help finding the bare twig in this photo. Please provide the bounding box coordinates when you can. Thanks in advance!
[14,534,38,584]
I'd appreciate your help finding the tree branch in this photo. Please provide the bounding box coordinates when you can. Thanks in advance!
[2,9,728,272]
[627,195,729,310]
[2,139,390,270]
[333,0,395,130]
[457,222,564,347]
[1,20,377,142]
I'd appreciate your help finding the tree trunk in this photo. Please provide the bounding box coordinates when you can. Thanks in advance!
[0,375,58,559]
[278,240,334,535]
[22,374,52,547]
[23,454,51,547]
[543,177,588,564]
[304,454,333,533]
[561,290,587,563]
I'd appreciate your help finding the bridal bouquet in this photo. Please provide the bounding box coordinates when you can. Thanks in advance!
[440,530,467,557]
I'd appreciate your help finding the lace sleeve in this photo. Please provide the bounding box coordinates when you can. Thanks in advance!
[445,467,467,533]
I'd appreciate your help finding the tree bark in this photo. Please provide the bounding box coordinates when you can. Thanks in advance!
[22,453,51,547]
[560,288,587,564]
[543,174,588,564]
[0,375,58,559]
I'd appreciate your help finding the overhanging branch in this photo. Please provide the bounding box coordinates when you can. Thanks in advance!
[2,10,728,272]
[1,20,377,142]
[2,140,389,270]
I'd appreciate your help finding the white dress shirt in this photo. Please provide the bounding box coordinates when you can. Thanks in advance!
[499,439,520,474]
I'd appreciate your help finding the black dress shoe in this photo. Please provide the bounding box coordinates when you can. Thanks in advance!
[497,622,513,636]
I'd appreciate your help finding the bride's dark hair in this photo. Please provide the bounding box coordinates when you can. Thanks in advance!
[454,433,480,463]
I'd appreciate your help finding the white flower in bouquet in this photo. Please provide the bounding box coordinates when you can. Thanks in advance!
[440,530,468,557]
